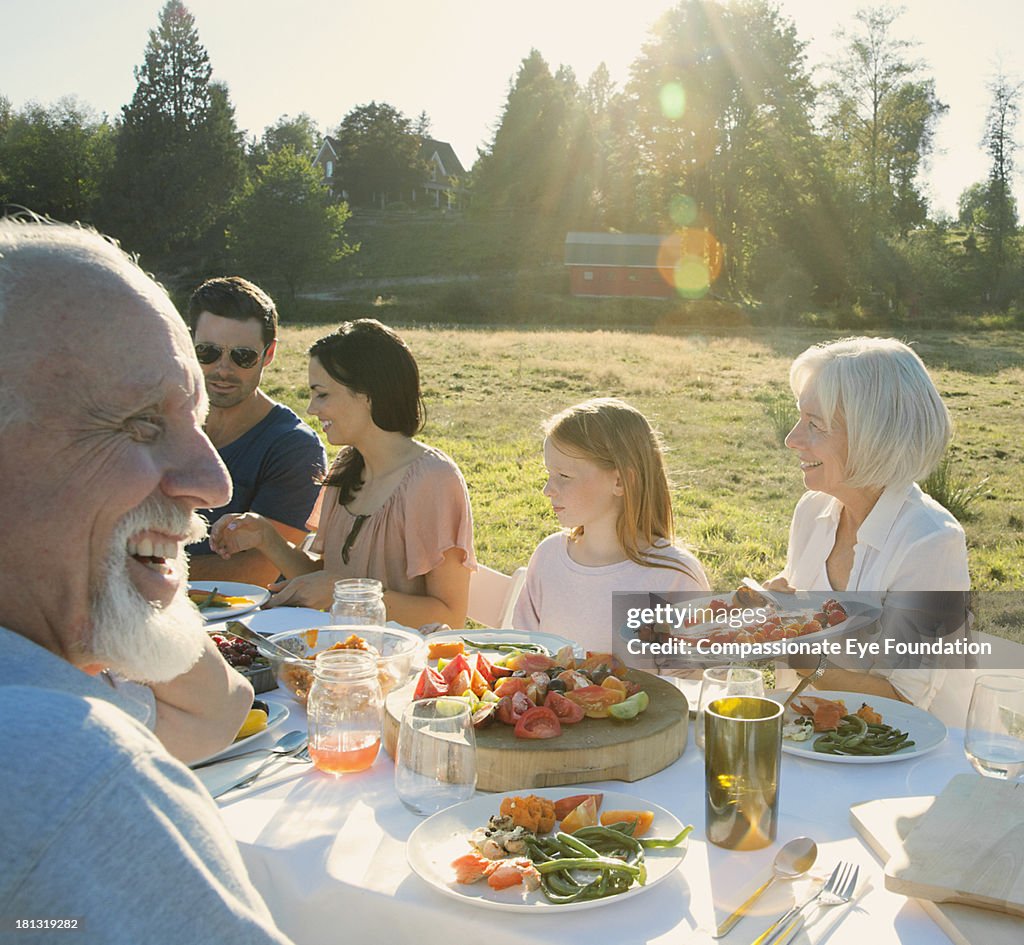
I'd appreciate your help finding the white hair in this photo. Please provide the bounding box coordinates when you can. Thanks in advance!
[790,337,951,489]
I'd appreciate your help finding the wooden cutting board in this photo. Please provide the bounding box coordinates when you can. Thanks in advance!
[883,774,1024,917]
[382,670,688,791]
[851,791,1024,945]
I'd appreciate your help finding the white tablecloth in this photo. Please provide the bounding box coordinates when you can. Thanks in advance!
[214,693,972,945]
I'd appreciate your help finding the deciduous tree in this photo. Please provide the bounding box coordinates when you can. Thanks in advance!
[227,146,355,299]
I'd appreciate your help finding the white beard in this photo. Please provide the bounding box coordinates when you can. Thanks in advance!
[89,498,210,684]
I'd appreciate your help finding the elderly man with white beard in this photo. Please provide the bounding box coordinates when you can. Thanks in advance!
[0,217,294,945]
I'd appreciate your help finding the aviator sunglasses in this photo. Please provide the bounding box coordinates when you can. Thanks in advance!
[194,341,271,369]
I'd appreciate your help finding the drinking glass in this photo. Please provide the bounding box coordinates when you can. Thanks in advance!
[964,674,1024,780]
[694,665,765,750]
[395,699,477,816]
[705,696,783,850]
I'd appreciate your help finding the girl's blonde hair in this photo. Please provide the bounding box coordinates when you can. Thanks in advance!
[544,398,696,576]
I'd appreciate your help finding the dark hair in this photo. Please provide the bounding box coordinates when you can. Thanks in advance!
[187,276,277,346]
[310,318,425,505]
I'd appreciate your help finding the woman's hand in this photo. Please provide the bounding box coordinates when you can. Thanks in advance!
[266,570,337,610]
[763,575,797,594]
[209,512,274,558]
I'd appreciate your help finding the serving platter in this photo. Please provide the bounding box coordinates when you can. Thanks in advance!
[383,631,689,790]
[407,788,689,913]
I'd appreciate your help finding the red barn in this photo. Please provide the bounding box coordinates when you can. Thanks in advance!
[564,232,675,299]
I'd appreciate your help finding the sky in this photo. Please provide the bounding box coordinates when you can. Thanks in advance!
[3,0,1023,217]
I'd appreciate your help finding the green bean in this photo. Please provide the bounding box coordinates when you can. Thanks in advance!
[554,831,601,858]
[640,825,695,849]
[460,637,550,655]
[535,856,643,880]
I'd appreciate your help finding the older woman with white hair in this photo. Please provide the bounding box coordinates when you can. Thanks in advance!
[765,336,970,708]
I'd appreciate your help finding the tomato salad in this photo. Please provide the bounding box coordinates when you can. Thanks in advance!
[410,642,651,739]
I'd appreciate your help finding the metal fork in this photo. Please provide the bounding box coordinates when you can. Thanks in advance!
[782,654,829,709]
[751,861,859,945]
[287,746,312,763]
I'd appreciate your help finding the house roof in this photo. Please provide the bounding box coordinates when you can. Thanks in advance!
[564,232,667,267]
[419,138,466,177]
[314,134,465,178]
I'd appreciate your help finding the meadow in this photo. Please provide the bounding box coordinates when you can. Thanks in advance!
[263,324,1024,635]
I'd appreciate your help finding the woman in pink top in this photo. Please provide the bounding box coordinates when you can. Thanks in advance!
[209,319,475,628]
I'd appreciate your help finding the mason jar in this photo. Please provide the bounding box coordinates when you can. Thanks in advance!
[331,578,387,626]
[307,650,383,775]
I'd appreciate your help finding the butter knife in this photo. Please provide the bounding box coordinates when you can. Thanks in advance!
[211,736,308,798]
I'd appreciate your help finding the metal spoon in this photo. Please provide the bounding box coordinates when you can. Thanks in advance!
[714,836,818,938]
[191,729,307,770]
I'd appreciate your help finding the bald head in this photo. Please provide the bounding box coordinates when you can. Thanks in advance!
[0,218,184,427]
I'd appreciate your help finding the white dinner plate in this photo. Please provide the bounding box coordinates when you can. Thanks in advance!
[619,591,882,661]
[189,700,290,768]
[189,580,271,622]
[427,629,586,659]
[406,788,689,912]
[239,606,333,636]
[778,689,947,764]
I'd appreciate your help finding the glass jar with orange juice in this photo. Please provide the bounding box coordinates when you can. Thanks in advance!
[307,650,383,775]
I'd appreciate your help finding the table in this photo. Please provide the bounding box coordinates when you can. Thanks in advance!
[208,691,982,945]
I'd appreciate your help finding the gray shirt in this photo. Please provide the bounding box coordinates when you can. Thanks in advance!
[0,627,293,945]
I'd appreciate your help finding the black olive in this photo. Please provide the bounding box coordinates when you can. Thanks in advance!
[589,667,610,684]
[546,667,562,679]
[547,679,567,693]
[252,699,269,714]
[511,669,527,678]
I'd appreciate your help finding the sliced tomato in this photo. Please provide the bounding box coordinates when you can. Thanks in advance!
[581,652,628,678]
[474,653,497,685]
[552,645,576,670]
[493,676,530,698]
[600,809,654,836]
[440,653,473,686]
[543,691,585,724]
[553,793,603,820]
[495,690,532,725]
[469,669,491,698]
[600,675,628,696]
[826,608,847,625]
[412,666,448,700]
[560,796,599,833]
[506,652,555,673]
[564,685,624,718]
[555,669,591,692]
[513,706,562,740]
[447,669,471,697]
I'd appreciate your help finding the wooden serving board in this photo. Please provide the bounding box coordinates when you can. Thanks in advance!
[851,792,1024,945]
[884,774,1024,917]
[383,670,688,791]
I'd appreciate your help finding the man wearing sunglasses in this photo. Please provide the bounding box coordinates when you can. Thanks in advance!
[186,276,327,587]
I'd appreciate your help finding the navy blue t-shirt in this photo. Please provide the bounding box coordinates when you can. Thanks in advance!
[188,403,327,556]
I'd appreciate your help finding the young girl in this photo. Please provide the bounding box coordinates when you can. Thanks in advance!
[512,398,709,653]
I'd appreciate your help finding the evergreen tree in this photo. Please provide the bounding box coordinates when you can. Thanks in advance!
[105,0,244,259]
[980,72,1022,299]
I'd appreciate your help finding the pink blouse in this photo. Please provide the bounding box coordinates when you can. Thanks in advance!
[307,446,476,595]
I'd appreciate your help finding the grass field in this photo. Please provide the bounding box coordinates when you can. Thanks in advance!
[262,324,1024,636]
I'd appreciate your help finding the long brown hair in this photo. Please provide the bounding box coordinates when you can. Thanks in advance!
[544,398,695,576]
[309,319,424,505]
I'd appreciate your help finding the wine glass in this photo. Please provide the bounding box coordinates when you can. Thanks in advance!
[694,664,765,750]
[395,699,477,815]
[964,674,1024,780]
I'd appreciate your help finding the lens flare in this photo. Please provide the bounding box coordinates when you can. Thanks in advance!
[656,229,724,300]
[659,83,686,119]
[669,194,699,227]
